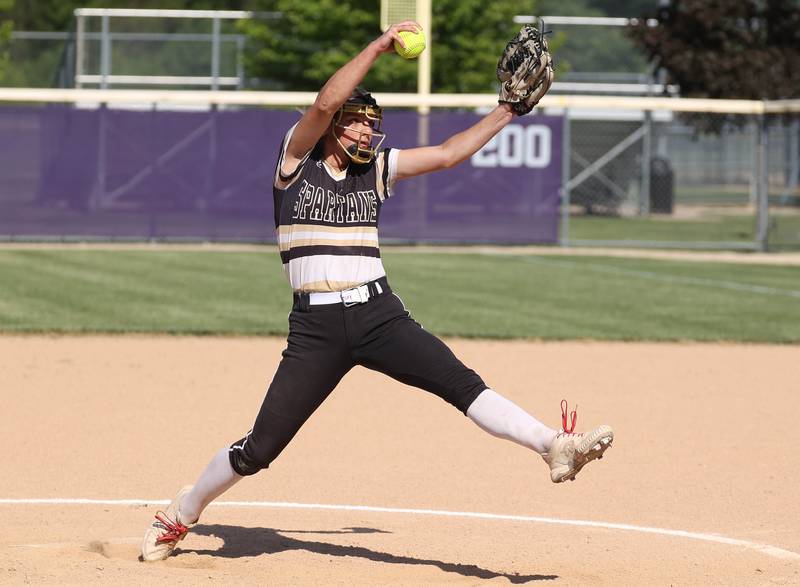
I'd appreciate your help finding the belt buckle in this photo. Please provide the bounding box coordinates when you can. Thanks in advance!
[341,284,369,307]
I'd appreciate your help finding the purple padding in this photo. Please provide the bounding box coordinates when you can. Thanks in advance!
[382,112,562,243]
[0,105,561,243]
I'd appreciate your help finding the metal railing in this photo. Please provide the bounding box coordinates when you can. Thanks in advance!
[70,8,279,90]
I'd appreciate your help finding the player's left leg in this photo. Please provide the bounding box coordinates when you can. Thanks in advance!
[142,304,354,561]
[178,447,241,526]
[351,292,613,482]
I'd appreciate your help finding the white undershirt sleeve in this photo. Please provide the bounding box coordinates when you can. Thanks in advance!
[274,123,310,190]
[385,148,400,197]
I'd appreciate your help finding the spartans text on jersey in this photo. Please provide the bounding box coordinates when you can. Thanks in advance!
[292,179,378,225]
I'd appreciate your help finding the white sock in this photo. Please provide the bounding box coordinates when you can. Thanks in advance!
[467,389,558,454]
[179,447,242,525]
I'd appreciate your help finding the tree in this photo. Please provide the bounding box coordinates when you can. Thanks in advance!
[431,0,528,93]
[627,0,800,100]
[241,0,529,93]
[0,0,13,82]
[534,0,650,76]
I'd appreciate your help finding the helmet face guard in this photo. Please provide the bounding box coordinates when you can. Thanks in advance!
[332,102,386,164]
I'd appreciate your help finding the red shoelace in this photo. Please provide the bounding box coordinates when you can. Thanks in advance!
[561,399,577,434]
[153,512,189,545]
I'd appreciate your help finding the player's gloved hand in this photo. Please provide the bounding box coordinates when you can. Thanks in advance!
[497,25,554,116]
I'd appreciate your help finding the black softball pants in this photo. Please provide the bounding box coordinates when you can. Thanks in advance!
[229,278,487,476]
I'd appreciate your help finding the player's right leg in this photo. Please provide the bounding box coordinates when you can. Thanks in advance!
[467,391,613,483]
[352,292,613,483]
[141,305,354,561]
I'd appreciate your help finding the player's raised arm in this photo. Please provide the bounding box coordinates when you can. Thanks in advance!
[394,104,515,180]
[394,24,554,182]
[281,21,422,177]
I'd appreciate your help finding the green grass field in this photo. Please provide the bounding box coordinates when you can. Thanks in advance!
[0,248,798,342]
[568,209,800,249]
[568,214,756,243]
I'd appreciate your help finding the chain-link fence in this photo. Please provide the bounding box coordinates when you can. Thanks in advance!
[559,106,800,251]
[766,119,800,249]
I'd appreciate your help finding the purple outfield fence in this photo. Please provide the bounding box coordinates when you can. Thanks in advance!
[0,105,561,243]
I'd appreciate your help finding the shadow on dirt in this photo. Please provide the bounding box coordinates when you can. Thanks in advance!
[183,524,557,583]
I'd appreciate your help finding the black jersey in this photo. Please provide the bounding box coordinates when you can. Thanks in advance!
[273,124,399,292]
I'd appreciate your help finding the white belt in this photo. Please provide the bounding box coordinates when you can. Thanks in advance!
[308,281,384,306]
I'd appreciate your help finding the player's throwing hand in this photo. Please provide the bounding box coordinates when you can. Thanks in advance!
[371,21,423,54]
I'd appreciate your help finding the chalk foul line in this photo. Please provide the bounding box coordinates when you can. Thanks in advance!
[1,498,797,562]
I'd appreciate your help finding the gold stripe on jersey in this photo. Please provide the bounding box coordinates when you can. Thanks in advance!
[277,224,379,252]
[277,224,378,236]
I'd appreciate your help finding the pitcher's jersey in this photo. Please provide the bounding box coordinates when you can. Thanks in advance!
[273,124,400,293]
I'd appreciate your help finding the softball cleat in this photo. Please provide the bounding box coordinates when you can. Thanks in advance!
[541,400,614,484]
[141,485,194,562]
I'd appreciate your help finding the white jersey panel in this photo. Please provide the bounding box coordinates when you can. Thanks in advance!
[283,255,387,293]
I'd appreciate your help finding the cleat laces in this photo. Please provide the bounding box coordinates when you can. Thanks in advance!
[559,399,578,435]
[153,511,188,545]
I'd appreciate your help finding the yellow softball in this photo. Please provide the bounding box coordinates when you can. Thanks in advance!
[394,29,426,59]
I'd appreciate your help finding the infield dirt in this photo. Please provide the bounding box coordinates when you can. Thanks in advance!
[1,336,798,585]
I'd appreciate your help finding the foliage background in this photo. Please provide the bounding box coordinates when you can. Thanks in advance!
[0,0,12,81]
[627,0,800,100]
[0,0,661,90]
[241,0,525,93]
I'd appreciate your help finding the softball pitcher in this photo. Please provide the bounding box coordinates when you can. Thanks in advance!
[141,21,613,562]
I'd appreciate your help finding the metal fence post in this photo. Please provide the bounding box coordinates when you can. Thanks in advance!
[784,118,799,203]
[93,106,107,213]
[415,113,430,232]
[560,109,571,246]
[640,109,652,215]
[75,14,84,88]
[100,13,111,89]
[749,118,759,207]
[211,16,221,91]
[416,0,432,116]
[236,36,245,90]
[207,106,219,240]
[756,112,769,252]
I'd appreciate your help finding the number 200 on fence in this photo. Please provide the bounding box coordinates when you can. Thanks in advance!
[471,124,552,169]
